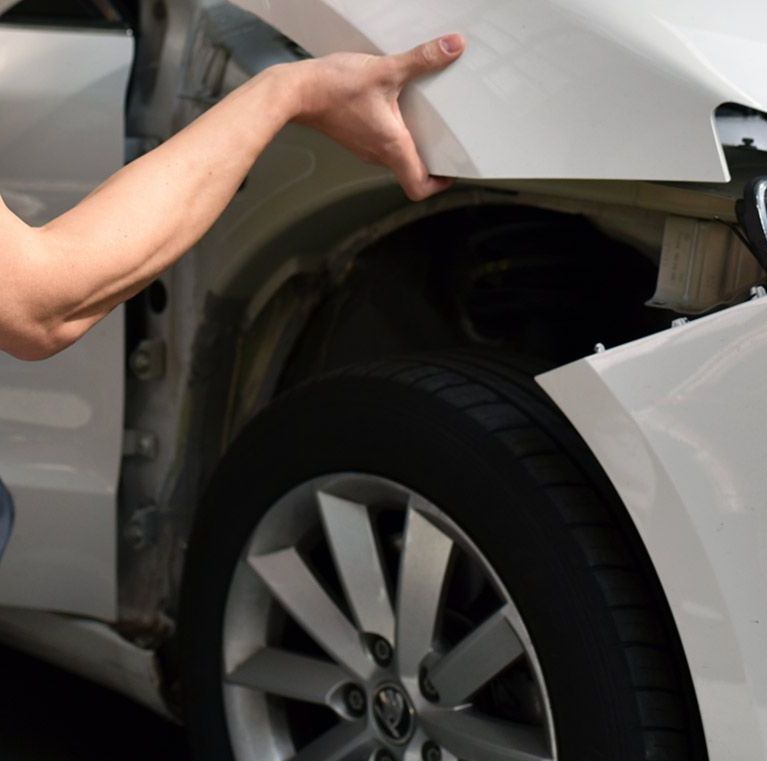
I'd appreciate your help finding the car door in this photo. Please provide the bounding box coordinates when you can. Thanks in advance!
[233,0,767,183]
[0,0,133,620]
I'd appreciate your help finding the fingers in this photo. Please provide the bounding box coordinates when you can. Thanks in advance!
[392,34,465,83]
[386,129,455,201]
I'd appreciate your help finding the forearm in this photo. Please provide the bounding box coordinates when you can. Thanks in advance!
[28,66,298,336]
[1,35,464,361]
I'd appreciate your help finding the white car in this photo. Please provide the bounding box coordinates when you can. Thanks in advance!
[1,1,767,760]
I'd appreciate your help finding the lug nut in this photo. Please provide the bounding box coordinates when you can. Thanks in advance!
[375,751,396,761]
[344,684,366,716]
[371,636,393,667]
[419,668,439,702]
[422,741,442,761]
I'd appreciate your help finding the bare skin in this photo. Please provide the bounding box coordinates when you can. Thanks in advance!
[0,34,465,361]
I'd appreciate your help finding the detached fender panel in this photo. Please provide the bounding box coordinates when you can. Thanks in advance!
[233,0,767,181]
[537,297,767,760]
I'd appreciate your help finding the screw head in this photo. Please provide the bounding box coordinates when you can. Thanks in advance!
[422,741,442,761]
[371,637,393,666]
[344,684,366,716]
[130,350,151,374]
[419,668,439,702]
[136,433,157,458]
[374,751,396,761]
[124,522,145,547]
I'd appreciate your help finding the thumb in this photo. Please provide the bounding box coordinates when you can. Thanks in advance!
[393,34,465,82]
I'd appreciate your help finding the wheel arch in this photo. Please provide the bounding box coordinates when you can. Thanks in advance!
[162,181,673,622]
[153,187,518,626]
[155,187,704,737]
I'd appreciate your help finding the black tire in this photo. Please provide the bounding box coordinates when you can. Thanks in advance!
[180,353,706,761]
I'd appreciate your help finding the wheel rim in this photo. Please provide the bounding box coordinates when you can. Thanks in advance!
[223,474,557,761]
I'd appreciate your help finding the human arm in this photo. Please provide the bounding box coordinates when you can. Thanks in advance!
[0,34,465,360]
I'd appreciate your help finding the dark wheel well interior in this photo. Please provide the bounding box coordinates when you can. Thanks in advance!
[280,203,671,389]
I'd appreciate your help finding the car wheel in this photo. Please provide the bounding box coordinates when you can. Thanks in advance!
[180,353,705,761]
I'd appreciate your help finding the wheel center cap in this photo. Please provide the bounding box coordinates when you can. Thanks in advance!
[372,684,415,744]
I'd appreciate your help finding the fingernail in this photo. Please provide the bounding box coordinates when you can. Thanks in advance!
[439,35,463,55]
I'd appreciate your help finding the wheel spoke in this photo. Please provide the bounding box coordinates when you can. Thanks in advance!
[395,501,454,678]
[226,648,350,710]
[421,710,553,761]
[249,547,373,680]
[318,491,395,642]
[290,719,373,761]
[429,604,525,706]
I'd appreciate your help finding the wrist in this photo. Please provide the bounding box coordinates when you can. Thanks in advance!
[252,62,310,124]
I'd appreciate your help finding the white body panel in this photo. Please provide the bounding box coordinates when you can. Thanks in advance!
[538,297,767,760]
[0,26,133,220]
[0,26,133,620]
[234,0,767,182]
[0,607,167,715]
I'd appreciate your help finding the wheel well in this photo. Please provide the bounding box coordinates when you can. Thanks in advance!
[159,198,676,702]
[279,202,670,390]
[161,199,671,647]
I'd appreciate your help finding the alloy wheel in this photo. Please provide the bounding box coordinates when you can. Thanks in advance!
[223,474,556,761]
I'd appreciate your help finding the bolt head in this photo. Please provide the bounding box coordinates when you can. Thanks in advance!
[419,669,439,702]
[137,434,157,458]
[124,524,144,546]
[344,685,366,716]
[422,741,442,761]
[131,351,151,373]
[372,637,393,666]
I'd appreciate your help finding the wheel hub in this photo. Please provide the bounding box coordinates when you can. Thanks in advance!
[372,683,415,744]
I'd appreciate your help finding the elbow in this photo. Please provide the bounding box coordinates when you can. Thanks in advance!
[1,231,84,360]
[0,233,93,360]
[9,340,64,363]
[2,319,80,361]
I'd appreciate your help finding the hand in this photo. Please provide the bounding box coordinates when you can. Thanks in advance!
[286,34,466,201]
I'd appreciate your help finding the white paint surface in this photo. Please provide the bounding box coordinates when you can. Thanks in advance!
[233,0,767,181]
[538,297,767,760]
[0,607,167,715]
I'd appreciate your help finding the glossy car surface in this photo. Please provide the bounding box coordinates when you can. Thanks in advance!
[236,0,767,181]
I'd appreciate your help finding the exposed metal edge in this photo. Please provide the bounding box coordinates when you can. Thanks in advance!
[0,607,171,717]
